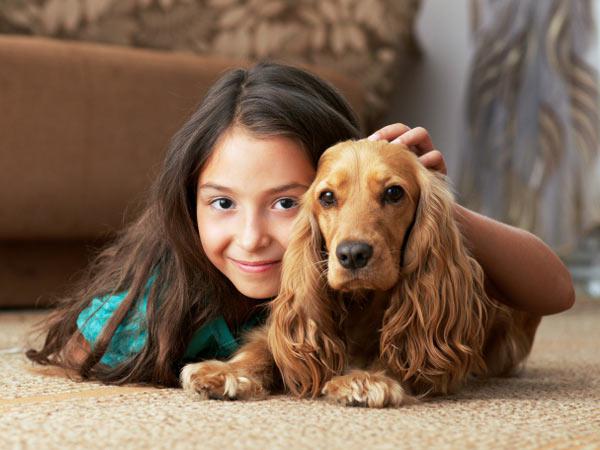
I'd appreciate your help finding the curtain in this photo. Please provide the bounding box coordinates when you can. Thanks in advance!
[458,0,600,257]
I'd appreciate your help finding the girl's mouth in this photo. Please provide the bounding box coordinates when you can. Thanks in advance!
[230,259,281,274]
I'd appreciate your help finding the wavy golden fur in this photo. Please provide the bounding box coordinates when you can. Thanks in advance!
[181,139,541,407]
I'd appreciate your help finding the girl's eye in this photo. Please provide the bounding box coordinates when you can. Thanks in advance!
[274,198,298,210]
[210,198,234,210]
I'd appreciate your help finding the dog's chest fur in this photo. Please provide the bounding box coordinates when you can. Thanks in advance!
[340,290,390,369]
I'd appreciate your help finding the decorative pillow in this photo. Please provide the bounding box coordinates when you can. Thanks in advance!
[0,0,421,126]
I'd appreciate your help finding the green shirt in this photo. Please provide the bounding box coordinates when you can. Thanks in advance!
[76,274,267,367]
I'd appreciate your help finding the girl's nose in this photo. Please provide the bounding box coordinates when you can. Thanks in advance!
[238,212,270,251]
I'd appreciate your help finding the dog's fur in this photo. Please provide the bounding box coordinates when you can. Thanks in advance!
[180,139,541,408]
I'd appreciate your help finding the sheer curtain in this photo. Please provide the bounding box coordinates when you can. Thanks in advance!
[458,0,600,260]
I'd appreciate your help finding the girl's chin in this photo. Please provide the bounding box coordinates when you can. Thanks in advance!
[234,280,279,300]
[240,290,278,300]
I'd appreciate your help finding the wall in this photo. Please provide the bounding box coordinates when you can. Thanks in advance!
[383,0,471,184]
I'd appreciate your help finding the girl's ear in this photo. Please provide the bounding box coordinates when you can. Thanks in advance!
[267,198,345,398]
[380,169,494,395]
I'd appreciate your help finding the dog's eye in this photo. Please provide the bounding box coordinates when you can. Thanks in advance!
[319,191,336,208]
[383,185,404,204]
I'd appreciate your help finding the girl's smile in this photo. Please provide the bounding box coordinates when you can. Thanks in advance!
[196,125,315,299]
[229,258,281,274]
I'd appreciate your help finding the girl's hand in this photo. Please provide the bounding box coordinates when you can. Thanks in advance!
[368,123,447,175]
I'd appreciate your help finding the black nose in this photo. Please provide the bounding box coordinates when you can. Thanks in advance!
[336,241,373,270]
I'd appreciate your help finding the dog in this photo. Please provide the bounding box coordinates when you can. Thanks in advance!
[180,139,542,408]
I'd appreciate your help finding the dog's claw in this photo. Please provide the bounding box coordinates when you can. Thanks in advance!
[322,370,415,408]
[180,360,268,401]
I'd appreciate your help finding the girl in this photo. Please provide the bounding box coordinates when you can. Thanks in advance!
[26,61,575,388]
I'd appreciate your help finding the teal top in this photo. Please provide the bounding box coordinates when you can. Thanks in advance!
[76,274,267,367]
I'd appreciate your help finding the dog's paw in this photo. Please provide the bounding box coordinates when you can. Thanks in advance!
[321,370,417,408]
[180,360,268,401]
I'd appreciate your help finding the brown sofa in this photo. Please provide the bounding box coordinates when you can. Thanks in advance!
[0,35,368,308]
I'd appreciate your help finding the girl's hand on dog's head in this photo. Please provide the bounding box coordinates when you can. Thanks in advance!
[367,123,447,175]
[416,149,447,176]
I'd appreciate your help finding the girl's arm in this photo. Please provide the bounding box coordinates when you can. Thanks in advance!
[368,123,576,315]
[62,331,92,366]
[453,203,575,315]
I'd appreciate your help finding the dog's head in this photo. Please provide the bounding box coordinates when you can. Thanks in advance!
[306,139,422,292]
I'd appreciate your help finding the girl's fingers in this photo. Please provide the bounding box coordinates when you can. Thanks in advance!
[390,127,434,155]
[367,124,441,170]
[367,123,411,142]
[418,150,447,175]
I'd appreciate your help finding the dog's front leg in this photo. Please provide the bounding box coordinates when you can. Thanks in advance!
[180,326,275,401]
[321,365,418,408]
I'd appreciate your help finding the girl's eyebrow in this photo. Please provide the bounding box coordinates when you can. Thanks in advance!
[198,182,309,195]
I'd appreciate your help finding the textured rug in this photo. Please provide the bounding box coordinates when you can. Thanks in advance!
[1,293,599,450]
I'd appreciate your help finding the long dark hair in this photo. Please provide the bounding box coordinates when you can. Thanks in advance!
[26,61,361,387]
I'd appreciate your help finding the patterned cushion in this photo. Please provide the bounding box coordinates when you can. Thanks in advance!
[0,0,421,126]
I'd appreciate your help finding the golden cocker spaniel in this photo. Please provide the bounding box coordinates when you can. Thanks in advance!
[181,139,542,407]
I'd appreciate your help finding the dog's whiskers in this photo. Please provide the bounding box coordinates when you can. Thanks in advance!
[312,258,329,282]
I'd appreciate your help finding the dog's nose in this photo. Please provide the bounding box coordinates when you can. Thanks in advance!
[336,241,373,270]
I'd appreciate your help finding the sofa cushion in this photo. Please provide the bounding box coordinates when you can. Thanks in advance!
[0,35,366,241]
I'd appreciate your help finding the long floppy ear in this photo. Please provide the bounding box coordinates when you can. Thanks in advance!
[267,196,346,398]
[380,167,496,396]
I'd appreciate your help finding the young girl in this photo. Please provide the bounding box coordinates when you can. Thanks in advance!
[26,61,575,388]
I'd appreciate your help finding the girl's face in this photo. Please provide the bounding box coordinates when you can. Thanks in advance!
[196,126,316,299]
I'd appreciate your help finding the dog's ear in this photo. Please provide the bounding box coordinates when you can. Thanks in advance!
[267,197,345,398]
[380,168,494,395]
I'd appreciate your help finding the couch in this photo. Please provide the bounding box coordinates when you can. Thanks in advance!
[0,35,368,308]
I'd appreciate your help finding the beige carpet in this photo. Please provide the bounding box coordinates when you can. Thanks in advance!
[1,293,599,450]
